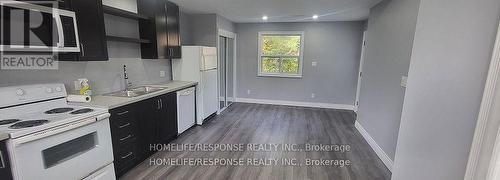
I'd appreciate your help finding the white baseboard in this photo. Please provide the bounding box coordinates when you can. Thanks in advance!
[355,121,394,171]
[235,98,355,111]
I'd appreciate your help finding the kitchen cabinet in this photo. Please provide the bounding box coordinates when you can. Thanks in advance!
[164,0,181,59]
[157,92,178,143]
[138,0,181,59]
[109,104,140,177]
[108,91,179,177]
[137,93,178,157]
[69,0,108,61]
[136,97,160,158]
[0,140,13,180]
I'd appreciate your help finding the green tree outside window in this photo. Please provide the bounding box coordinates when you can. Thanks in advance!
[259,32,303,77]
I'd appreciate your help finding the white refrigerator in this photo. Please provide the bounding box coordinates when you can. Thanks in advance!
[172,46,218,125]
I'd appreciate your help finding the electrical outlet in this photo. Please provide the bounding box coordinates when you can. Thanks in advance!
[159,71,166,78]
[74,81,82,91]
[312,62,318,67]
[311,93,315,98]
[401,76,408,88]
[247,90,251,95]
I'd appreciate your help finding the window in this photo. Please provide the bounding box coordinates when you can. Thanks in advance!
[258,31,304,78]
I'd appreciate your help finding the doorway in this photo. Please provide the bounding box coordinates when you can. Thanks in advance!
[218,30,236,112]
[355,31,367,112]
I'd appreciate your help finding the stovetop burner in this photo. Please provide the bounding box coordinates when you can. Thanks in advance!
[70,108,94,114]
[0,119,20,125]
[45,108,74,114]
[9,120,50,129]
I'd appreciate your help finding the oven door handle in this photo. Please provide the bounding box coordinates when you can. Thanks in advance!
[11,114,107,145]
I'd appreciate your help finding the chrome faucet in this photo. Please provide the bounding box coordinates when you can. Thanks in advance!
[123,65,132,91]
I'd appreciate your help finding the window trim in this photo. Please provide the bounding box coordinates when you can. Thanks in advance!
[257,31,304,78]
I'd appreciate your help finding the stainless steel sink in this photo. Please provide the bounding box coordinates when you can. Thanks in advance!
[105,86,166,98]
[131,86,166,93]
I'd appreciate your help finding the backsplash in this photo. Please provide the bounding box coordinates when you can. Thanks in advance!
[0,55,172,95]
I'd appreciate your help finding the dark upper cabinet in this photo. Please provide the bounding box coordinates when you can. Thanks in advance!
[138,0,181,59]
[165,1,181,59]
[70,0,108,61]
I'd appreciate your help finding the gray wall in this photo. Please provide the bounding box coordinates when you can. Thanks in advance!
[0,2,172,95]
[235,22,364,105]
[392,0,500,179]
[190,14,218,47]
[356,0,421,161]
[217,15,236,33]
[179,12,193,45]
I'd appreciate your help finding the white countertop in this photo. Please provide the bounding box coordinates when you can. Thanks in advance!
[0,133,8,141]
[70,81,197,109]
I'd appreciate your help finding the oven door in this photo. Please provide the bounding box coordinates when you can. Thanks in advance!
[0,1,80,52]
[8,117,113,180]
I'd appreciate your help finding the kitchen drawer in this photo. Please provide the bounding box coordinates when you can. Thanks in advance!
[110,107,136,127]
[113,131,137,149]
[115,143,137,164]
[113,139,138,177]
[111,116,138,140]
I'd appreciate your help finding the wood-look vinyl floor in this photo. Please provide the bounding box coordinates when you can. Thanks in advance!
[121,103,391,180]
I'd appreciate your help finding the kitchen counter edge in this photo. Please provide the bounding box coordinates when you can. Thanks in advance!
[0,133,8,141]
[70,81,197,109]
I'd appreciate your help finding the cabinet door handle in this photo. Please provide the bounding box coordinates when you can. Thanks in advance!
[119,123,131,129]
[80,43,85,57]
[121,152,133,159]
[157,99,161,109]
[160,99,163,109]
[119,134,132,141]
[0,151,5,169]
[117,111,129,116]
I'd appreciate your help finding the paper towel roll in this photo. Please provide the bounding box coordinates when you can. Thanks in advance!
[67,95,91,103]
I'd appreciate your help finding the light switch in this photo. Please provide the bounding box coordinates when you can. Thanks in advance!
[160,71,166,77]
[401,76,408,88]
[312,62,318,67]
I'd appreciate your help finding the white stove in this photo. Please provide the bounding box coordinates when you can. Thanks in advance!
[0,103,108,139]
[0,83,116,180]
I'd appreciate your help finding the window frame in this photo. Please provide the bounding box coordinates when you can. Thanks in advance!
[257,31,305,78]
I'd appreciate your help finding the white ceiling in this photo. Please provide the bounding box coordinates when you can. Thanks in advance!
[170,0,383,23]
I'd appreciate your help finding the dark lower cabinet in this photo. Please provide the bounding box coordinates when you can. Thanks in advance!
[137,97,160,159]
[0,140,13,180]
[158,93,178,143]
[109,103,140,177]
[109,92,178,178]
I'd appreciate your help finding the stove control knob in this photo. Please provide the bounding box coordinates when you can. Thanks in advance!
[55,87,62,92]
[16,89,25,96]
[46,88,53,93]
